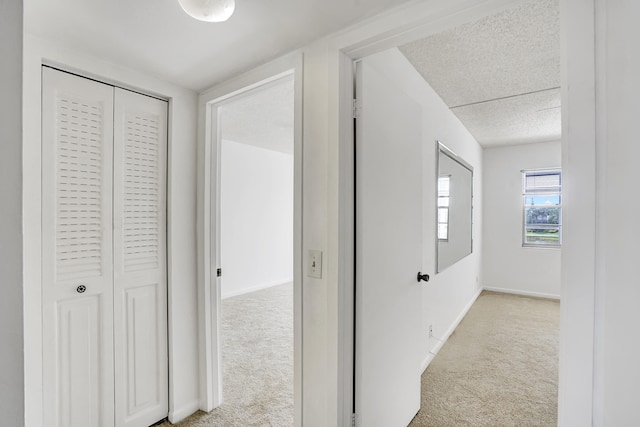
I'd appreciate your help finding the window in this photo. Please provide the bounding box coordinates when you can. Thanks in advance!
[438,175,450,241]
[523,169,561,246]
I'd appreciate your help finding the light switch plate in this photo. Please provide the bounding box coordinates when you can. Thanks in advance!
[308,250,323,279]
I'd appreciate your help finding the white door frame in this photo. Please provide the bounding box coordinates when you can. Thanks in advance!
[196,52,303,425]
[332,0,597,424]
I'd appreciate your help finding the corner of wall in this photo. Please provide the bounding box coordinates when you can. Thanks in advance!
[0,0,24,424]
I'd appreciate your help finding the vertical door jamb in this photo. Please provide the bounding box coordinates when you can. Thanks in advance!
[197,57,303,426]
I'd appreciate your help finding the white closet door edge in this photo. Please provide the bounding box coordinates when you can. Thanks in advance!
[113,87,169,427]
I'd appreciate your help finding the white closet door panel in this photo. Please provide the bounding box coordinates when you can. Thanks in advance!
[56,297,103,427]
[42,67,115,427]
[113,88,168,427]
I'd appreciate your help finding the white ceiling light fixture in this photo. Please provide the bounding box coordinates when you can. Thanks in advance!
[178,0,235,22]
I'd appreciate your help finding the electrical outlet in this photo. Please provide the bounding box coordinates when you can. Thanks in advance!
[428,324,433,338]
[308,250,323,279]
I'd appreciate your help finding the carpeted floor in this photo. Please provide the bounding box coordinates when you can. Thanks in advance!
[165,288,557,427]
[409,291,560,427]
[162,282,294,427]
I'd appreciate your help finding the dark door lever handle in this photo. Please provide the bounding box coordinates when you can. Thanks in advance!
[417,272,430,283]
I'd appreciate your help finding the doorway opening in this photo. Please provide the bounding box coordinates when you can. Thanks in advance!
[351,0,562,425]
[216,76,295,424]
[197,60,302,426]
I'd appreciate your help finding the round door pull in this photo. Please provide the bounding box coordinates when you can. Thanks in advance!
[76,285,87,294]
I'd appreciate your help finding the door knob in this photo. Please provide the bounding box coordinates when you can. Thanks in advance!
[76,285,87,293]
[417,272,430,283]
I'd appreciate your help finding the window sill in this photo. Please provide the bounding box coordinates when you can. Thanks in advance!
[522,244,561,250]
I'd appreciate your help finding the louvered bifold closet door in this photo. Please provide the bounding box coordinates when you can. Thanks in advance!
[113,88,168,427]
[42,67,115,427]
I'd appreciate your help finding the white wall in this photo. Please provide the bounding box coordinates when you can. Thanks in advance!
[192,1,609,425]
[300,42,332,425]
[594,1,640,423]
[22,35,200,425]
[559,0,596,423]
[0,0,24,425]
[220,140,293,298]
[363,48,484,368]
[483,141,561,299]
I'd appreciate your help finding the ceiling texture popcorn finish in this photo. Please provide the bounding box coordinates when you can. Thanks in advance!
[220,77,295,155]
[25,0,414,91]
[399,0,560,147]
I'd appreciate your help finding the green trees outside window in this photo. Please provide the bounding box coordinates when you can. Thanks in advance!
[523,170,562,246]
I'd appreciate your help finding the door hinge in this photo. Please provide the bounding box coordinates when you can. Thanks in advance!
[351,413,357,427]
[352,99,359,119]
[217,268,222,277]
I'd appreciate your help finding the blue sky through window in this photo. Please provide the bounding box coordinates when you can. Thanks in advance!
[525,195,560,206]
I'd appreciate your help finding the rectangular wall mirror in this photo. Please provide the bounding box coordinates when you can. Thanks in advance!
[437,141,473,273]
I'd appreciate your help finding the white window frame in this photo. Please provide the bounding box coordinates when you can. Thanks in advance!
[522,168,562,247]
[437,175,451,241]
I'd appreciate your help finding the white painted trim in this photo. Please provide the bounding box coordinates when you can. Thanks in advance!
[196,52,304,426]
[196,87,219,410]
[558,1,597,425]
[22,36,44,427]
[483,286,561,301]
[291,53,304,427]
[168,400,200,424]
[441,288,483,343]
[593,0,607,425]
[420,338,446,375]
[331,0,532,59]
[221,280,294,300]
[420,288,483,373]
[199,53,301,105]
[420,353,436,375]
[336,51,356,427]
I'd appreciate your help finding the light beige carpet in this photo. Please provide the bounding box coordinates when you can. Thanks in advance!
[409,291,560,427]
[163,282,293,427]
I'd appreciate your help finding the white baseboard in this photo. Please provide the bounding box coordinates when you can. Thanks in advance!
[483,286,560,300]
[420,287,483,373]
[169,399,200,424]
[221,279,293,300]
[421,353,435,373]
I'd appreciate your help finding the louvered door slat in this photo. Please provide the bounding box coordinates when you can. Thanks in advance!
[42,67,115,427]
[122,117,161,271]
[56,108,104,279]
[113,88,168,427]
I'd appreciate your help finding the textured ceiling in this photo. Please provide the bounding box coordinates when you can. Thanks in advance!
[399,0,560,147]
[25,0,414,91]
[220,77,294,154]
[453,89,561,146]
